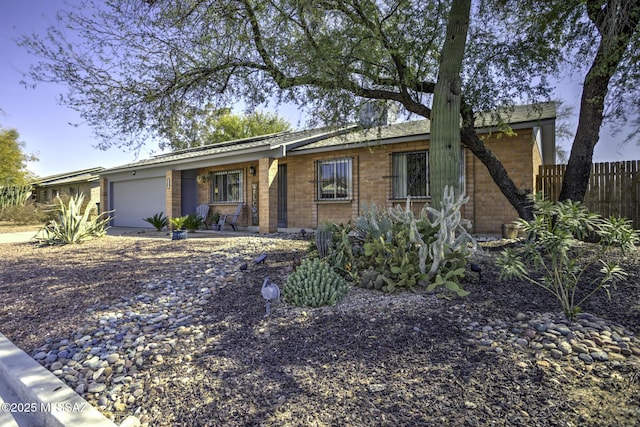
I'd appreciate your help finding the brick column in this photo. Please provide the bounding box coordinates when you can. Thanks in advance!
[258,157,278,233]
[166,170,182,222]
[99,178,109,219]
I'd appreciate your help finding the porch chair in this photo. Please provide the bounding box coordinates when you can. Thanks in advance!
[196,204,210,229]
[216,203,243,232]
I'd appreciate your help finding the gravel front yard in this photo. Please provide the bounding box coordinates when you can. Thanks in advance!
[1,231,639,426]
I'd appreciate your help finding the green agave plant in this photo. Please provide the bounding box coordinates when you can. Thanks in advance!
[35,194,112,245]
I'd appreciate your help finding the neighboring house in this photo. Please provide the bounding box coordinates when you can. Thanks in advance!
[99,103,556,235]
[32,167,104,209]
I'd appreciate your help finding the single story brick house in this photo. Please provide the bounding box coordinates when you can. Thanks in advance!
[99,103,556,235]
[32,167,104,208]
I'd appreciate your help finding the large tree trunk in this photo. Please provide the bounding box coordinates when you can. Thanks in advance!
[429,0,471,207]
[558,49,611,202]
[459,102,534,220]
[559,0,640,202]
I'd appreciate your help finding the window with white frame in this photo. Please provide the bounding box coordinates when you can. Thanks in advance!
[392,151,429,198]
[317,158,353,200]
[211,170,243,203]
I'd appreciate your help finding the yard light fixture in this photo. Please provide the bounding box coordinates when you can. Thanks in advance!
[261,277,280,317]
[249,166,256,176]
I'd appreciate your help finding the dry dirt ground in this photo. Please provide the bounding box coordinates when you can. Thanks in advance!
[0,230,639,426]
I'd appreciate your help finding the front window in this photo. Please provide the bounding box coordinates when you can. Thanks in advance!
[211,170,243,202]
[317,158,352,200]
[392,151,429,198]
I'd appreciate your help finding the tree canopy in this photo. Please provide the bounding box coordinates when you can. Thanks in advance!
[20,0,640,214]
[0,125,37,186]
[484,0,640,202]
[163,107,291,150]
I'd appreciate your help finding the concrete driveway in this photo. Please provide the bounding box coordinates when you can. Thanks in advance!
[0,227,152,244]
[0,231,37,244]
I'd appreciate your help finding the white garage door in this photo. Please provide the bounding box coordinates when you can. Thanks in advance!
[111,178,166,227]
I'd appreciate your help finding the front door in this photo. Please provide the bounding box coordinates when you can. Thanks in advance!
[181,170,197,215]
[277,164,287,228]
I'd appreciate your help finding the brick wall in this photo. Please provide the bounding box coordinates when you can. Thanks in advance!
[469,129,536,234]
[99,178,109,219]
[283,129,536,234]
[165,170,182,222]
[195,162,260,228]
[183,128,538,235]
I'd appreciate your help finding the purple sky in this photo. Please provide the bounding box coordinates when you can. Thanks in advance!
[1,0,638,177]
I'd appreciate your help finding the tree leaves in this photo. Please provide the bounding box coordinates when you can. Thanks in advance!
[0,126,37,185]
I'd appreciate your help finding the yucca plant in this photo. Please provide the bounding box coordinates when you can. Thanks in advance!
[169,215,188,230]
[35,194,112,245]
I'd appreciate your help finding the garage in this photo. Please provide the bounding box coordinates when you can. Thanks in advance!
[110,177,166,227]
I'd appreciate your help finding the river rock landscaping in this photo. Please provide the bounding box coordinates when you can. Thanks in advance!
[0,232,639,426]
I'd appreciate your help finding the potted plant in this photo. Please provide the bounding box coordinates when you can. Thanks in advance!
[169,215,188,240]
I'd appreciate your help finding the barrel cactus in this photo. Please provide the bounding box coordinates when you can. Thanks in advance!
[283,258,349,307]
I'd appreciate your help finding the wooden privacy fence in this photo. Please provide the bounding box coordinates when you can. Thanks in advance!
[536,160,640,228]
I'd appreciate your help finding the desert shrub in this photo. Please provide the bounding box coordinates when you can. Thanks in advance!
[0,201,47,225]
[349,186,477,295]
[35,194,112,245]
[283,258,349,307]
[497,195,639,319]
[143,212,169,231]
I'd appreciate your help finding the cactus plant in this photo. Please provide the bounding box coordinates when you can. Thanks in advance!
[359,268,386,290]
[354,186,477,296]
[283,258,349,307]
[315,229,333,258]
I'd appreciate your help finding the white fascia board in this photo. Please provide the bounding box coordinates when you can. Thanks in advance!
[100,146,280,178]
[101,168,166,182]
